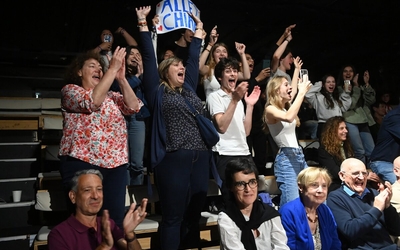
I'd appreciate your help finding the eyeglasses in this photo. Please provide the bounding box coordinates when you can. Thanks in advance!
[341,171,369,178]
[233,178,258,191]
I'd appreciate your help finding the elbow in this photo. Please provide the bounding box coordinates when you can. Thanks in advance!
[217,127,226,134]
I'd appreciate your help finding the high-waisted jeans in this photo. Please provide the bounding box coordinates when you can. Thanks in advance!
[274,147,308,207]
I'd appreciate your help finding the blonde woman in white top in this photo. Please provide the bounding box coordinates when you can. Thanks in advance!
[263,57,312,206]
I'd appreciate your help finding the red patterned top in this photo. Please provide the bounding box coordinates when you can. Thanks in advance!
[59,84,140,168]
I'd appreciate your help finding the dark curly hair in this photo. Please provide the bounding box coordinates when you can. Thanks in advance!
[64,51,103,86]
[214,57,240,83]
[320,116,354,162]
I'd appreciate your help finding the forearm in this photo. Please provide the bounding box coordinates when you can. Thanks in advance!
[271,40,289,72]
[238,53,250,80]
[92,68,118,108]
[286,93,305,121]
[214,100,239,133]
[199,43,213,75]
[118,78,141,110]
[243,104,254,136]
[291,67,299,97]
[125,233,142,250]
[120,29,138,46]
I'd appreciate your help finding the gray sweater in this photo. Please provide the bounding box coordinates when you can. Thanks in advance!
[305,81,351,123]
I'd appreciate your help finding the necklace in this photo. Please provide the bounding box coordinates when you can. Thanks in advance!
[307,213,318,223]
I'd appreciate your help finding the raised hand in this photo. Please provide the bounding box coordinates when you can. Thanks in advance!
[100,210,114,248]
[298,74,312,95]
[123,198,148,236]
[232,81,248,102]
[99,42,112,51]
[256,68,270,82]
[293,56,303,70]
[374,188,389,211]
[115,56,126,81]
[244,85,261,106]
[134,53,143,77]
[353,73,359,86]
[109,46,126,73]
[235,42,246,56]
[136,6,151,19]
[209,25,219,45]
[187,11,202,26]
[284,24,296,38]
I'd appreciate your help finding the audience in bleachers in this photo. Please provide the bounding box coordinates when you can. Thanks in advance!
[51,3,400,248]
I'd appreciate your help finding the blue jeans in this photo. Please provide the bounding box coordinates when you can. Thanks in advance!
[126,114,146,185]
[345,122,375,164]
[155,149,210,250]
[369,160,396,184]
[59,156,127,228]
[274,147,308,207]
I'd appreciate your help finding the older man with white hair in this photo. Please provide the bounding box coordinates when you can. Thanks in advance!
[327,158,400,249]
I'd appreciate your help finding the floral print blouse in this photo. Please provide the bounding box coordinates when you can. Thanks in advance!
[59,84,140,168]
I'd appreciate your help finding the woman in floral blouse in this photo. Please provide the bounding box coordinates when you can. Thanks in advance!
[58,46,142,228]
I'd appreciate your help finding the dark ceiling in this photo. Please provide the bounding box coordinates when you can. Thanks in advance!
[1,0,399,97]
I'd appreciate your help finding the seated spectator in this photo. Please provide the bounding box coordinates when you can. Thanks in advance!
[380,91,394,115]
[370,105,400,184]
[327,158,400,249]
[218,158,289,250]
[318,116,381,192]
[279,167,341,249]
[48,169,147,250]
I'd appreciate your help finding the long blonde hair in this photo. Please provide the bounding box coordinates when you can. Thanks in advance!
[262,75,300,133]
